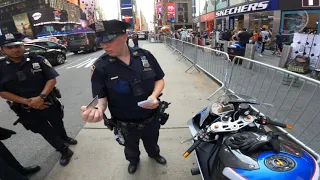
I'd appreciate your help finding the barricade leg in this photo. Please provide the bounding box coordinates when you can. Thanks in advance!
[185,63,200,74]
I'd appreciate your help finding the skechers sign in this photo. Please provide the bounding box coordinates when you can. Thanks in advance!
[216,0,277,17]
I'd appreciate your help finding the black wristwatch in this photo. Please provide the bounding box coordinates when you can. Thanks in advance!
[39,94,47,100]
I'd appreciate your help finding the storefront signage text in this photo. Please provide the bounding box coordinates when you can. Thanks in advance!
[216,1,270,17]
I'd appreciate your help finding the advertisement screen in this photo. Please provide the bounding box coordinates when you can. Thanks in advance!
[120,0,134,27]
[156,2,162,15]
[167,2,175,22]
[12,13,33,37]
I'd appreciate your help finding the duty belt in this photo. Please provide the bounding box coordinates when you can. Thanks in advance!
[116,114,155,129]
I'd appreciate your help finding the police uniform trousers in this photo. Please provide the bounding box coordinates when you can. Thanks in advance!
[133,39,139,48]
[18,103,68,152]
[124,118,161,164]
[0,142,28,180]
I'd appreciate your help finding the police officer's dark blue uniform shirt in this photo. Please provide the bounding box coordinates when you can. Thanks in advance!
[0,55,59,98]
[91,47,165,122]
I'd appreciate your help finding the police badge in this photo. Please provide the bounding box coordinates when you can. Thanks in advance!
[141,60,150,68]
[5,33,14,40]
[32,62,41,69]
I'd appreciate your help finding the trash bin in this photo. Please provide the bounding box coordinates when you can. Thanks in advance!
[228,47,245,64]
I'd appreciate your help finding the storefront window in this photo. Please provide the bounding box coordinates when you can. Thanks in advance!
[230,15,244,30]
[216,18,226,31]
[229,0,246,6]
[177,3,188,23]
[281,10,320,43]
[249,11,274,32]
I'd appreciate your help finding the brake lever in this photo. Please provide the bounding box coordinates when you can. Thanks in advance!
[180,129,203,144]
[180,137,195,144]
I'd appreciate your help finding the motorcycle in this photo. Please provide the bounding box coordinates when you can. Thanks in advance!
[182,93,320,180]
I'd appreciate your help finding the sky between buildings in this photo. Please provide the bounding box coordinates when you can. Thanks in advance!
[99,0,154,24]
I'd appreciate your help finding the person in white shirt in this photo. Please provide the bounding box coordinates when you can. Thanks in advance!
[260,28,271,55]
[180,29,187,41]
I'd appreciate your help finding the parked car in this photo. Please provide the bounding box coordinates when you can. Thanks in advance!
[28,41,68,54]
[24,44,66,66]
[137,32,147,40]
[66,32,100,54]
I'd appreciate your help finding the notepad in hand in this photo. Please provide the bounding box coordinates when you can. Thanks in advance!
[137,100,153,107]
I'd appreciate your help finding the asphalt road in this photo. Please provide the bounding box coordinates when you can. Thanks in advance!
[0,40,145,180]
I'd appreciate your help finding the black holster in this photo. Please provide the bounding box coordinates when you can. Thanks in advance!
[154,101,171,125]
[6,101,24,126]
[103,114,117,131]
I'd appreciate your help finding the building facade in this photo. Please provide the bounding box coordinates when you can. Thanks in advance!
[154,0,193,31]
[0,0,83,38]
[192,0,320,42]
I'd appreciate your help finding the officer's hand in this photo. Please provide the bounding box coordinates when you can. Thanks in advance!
[36,102,51,110]
[81,106,103,123]
[141,96,159,110]
[29,96,44,109]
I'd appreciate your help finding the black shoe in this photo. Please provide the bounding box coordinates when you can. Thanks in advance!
[63,137,78,145]
[19,165,41,175]
[60,148,74,166]
[153,155,167,165]
[128,163,138,174]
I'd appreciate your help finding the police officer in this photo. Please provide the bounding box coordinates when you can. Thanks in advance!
[0,32,76,166]
[132,32,139,48]
[0,127,40,180]
[81,20,167,174]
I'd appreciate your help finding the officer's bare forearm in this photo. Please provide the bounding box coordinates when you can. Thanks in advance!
[0,92,30,105]
[151,79,165,98]
[41,79,56,95]
[97,98,108,112]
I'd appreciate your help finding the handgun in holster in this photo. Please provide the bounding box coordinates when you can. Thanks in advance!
[52,87,62,98]
[155,101,171,125]
[103,113,117,131]
[6,101,22,126]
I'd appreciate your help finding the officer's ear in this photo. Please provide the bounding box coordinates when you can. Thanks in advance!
[0,48,5,55]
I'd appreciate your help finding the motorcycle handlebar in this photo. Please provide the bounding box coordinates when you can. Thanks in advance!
[257,116,293,129]
[183,140,201,158]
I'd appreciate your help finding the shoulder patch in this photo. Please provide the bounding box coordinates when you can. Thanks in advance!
[43,59,52,68]
[90,65,96,79]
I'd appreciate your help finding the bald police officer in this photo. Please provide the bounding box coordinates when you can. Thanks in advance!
[0,33,76,166]
[81,20,167,174]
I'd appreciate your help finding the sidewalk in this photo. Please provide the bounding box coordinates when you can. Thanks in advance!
[45,42,220,180]
[252,50,281,67]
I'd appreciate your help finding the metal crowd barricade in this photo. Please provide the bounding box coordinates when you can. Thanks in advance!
[164,37,231,100]
[226,56,320,163]
[164,36,320,163]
